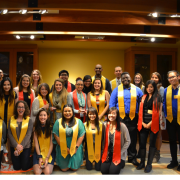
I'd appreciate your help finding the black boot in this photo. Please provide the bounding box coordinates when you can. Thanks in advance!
[144,147,156,173]
[136,149,146,170]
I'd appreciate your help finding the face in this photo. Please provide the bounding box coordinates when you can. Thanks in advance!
[59,73,68,82]
[3,80,11,92]
[63,107,73,119]
[40,86,48,98]
[32,71,40,82]
[94,80,101,90]
[76,80,84,91]
[114,67,122,78]
[22,77,30,88]
[168,72,179,86]
[134,75,141,84]
[0,70,3,79]
[121,74,131,86]
[151,74,159,84]
[94,64,102,75]
[108,110,117,121]
[55,81,63,93]
[146,84,154,94]
[88,111,96,121]
[84,78,91,88]
[39,111,48,125]
[17,102,25,117]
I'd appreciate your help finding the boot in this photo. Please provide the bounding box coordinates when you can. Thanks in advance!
[152,149,160,163]
[144,147,156,173]
[136,149,146,170]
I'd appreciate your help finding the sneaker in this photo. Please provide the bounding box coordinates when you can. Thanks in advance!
[4,153,8,162]
[167,161,178,169]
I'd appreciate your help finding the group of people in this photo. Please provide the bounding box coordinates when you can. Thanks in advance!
[0,64,180,175]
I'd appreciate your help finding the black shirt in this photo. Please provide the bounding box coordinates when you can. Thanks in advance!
[107,132,114,162]
[23,92,31,110]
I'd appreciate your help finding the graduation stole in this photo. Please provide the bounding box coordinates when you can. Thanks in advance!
[10,116,30,153]
[111,78,117,91]
[67,81,72,92]
[101,122,121,165]
[138,95,159,134]
[0,91,15,128]
[92,76,106,90]
[141,85,145,90]
[59,117,79,158]
[0,119,3,150]
[166,85,180,125]
[38,131,52,163]
[90,90,106,121]
[84,121,102,163]
[118,83,136,120]
[37,95,48,108]
[73,89,86,123]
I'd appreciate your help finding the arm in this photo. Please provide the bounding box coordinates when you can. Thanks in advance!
[159,87,165,102]
[87,92,91,108]
[32,98,42,116]
[32,89,36,100]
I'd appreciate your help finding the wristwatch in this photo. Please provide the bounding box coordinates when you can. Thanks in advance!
[37,155,42,160]
[76,146,79,149]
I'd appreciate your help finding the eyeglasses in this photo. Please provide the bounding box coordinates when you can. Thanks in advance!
[167,76,177,80]
[60,74,68,77]
[135,77,141,80]
[77,84,83,86]
[17,106,25,109]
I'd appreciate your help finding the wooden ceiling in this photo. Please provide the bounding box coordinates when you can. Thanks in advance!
[0,0,180,44]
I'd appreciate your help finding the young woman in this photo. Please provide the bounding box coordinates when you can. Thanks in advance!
[151,72,165,163]
[133,73,145,91]
[8,100,33,170]
[87,78,110,121]
[14,74,35,112]
[84,107,104,171]
[101,107,130,174]
[49,78,71,123]
[31,83,50,124]
[30,70,43,97]
[70,78,87,123]
[137,80,162,173]
[52,104,85,172]
[82,75,92,95]
[33,108,55,175]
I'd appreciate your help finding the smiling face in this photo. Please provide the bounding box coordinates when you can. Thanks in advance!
[59,73,68,82]
[22,77,30,88]
[94,79,101,90]
[88,111,96,121]
[76,80,84,92]
[108,110,117,122]
[134,75,141,85]
[39,111,48,125]
[63,107,73,120]
[151,74,159,84]
[121,74,131,86]
[40,86,48,98]
[32,70,40,82]
[94,64,102,76]
[17,102,25,117]
[168,72,179,86]
[3,80,11,92]
[114,67,122,79]
[55,81,63,93]
[84,78,91,88]
[146,83,154,95]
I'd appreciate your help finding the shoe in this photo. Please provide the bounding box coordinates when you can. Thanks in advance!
[136,149,146,170]
[152,149,160,163]
[177,164,180,171]
[131,158,140,166]
[144,164,152,173]
[4,153,8,162]
[167,161,178,169]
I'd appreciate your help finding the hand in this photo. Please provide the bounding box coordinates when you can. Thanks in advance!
[39,158,44,168]
[142,122,147,129]
[43,103,49,109]
[16,144,23,151]
[146,122,151,129]
[44,158,48,167]
[50,107,56,111]
[67,148,70,154]
[14,150,19,156]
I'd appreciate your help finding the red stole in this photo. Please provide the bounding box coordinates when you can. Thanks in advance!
[19,90,34,112]
[102,122,121,165]
[138,94,159,134]
[73,89,86,123]
[67,81,72,92]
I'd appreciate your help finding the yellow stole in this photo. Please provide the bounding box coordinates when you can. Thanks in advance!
[84,121,102,163]
[118,83,136,120]
[10,116,30,152]
[0,119,3,151]
[141,85,145,90]
[111,78,117,91]
[92,75,106,90]
[37,95,48,108]
[38,131,52,163]
[59,117,79,158]
[166,85,180,125]
[0,92,15,128]
[90,90,106,121]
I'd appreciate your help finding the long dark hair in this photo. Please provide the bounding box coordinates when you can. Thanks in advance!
[62,104,76,128]
[0,77,15,105]
[151,72,162,91]
[37,83,50,102]
[108,107,121,132]
[34,108,52,138]
[18,74,31,94]
[91,78,103,95]
[144,80,161,110]
[86,107,100,134]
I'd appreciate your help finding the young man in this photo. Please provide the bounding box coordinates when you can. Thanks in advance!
[109,72,143,166]
[110,66,123,91]
[92,64,111,94]
[163,70,180,171]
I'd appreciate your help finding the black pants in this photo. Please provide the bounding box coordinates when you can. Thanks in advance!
[139,127,158,149]
[123,114,138,160]
[166,118,180,162]
[101,159,125,174]
[11,147,31,171]
[85,150,101,171]
[0,150,3,169]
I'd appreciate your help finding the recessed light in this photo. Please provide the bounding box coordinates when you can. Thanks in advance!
[30,35,34,39]
[16,35,20,39]
[151,37,155,42]
[1,9,8,14]
[39,10,47,14]
[152,12,158,17]
[19,10,27,14]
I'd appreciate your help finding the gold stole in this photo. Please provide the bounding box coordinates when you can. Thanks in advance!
[59,118,79,158]
[0,92,15,128]
[118,83,136,120]
[92,76,106,90]
[141,85,144,90]
[0,119,3,150]
[10,116,30,152]
[85,122,102,163]
[38,131,52,163]
[90,90,106,121]
[37,95,48,108]
[111,78,117,91]
[166,85,180,125]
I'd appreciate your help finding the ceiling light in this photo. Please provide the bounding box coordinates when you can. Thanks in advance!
[39,10,47,14]
[152,12,158,17]
[16,35,20,39]
[151,37,155,42]
[30,35,35,39]
[19,9,27,14]
[170,14,177,17]
[1,9,8,14]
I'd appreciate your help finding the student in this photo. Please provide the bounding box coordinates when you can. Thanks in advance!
[92,64,112,94]
[137,80,162,173]
[133,73,145,92]
[14,74,35,112]
[109,72,143,166]
[70,78,87,122]
[52,104,85,172]
[82,75,92,95]
[84,107,104,171]
[101,107,130,174]
[33,108,55,175]
[49,78,71,123]
[110,66,123,91]
[8,100,33,170]
[87,78,110,122]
